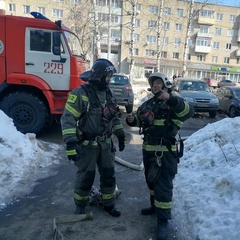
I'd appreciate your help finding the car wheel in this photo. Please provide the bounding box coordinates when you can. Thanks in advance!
[209,110,217,118]
[125,104,133,113]
[0,91,49,134]
[229,106,237,118]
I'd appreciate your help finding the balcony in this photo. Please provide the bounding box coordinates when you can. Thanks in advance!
[195,45,211,53]
[197,32,212,38]
[100,37,121,46]
[198,16,215,25]
[236,49,240,57]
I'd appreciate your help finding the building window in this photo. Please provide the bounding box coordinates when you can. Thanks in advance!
[135,19,140,27]
[149,5,158,14]
[8,4,16,12]
[163,22,170,30]
[129,48,139,56]
[213,42,219,49]
[23,5,30,14]
[161,51,167,58]
[146,49,155,57]
[133,34,140,42]
[229,15,236,23]
[199,25,209,33]
[163,37,169,45]
[177,9,183,17]
[53,9,63,18]
[237,58,240,64]
[175,23,182,31]
[71,0,81,3]
[215,28,222,36]
[111,0,122,8]
[148,21,157,28]
[212,56,218,63]
[111,14,121,24]
[196,38,211,47]
[173,52,179,59]
[227,29,234,37]
[38,7,45,15]
[197,55,205,62]
[146,35,156,43]
[53,0,64,2]
[217,13,223,21]
[224,57,230,64]
[174,38,181,46]
[188,54,191,60]
[164,7,171,15]
[226,43,232,50]
[200,10,214,18]
[136,3,141,11]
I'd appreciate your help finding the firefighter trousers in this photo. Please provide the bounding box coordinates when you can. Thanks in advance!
[73,139,116,208]
[142,149,178,220]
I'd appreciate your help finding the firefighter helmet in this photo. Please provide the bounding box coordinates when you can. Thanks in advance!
[80,58,117,82]
[148,72,172,89]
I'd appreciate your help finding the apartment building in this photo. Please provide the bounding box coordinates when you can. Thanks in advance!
[1,0,240,81]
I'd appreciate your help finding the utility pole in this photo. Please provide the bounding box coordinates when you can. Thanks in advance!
[107,5,111,59]
[129,0,137,82]
[92,0,101,61]
[182,0,194,77]
[156,0,164,72]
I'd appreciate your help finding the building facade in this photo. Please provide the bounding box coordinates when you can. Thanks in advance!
[1,0,240,81]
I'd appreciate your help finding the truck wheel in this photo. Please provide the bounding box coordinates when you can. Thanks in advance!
[0,92,49,134]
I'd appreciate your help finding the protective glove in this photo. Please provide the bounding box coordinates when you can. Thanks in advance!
[66,141,81,162]
[118,137,125,152]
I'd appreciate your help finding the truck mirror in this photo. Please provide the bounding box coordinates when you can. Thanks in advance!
[52,32,61,55]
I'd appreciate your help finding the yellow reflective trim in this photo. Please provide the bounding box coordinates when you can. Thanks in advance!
[102,192,115,200]
[154,200,172,209]
[143,144,176,152]
[82,140,98,146]
[66,149,77,156]
[65,103,81,118]
[82,95,89,102]
[62,128,76,136]
[74,193,89,201]
[172,119,183,128]
[153,119,165,126]
[113,124,123,131]
[176,101,190,118]
[149,189,154,196]
[67,93,78,103]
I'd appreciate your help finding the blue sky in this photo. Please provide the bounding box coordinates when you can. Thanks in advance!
[197,0,240,7]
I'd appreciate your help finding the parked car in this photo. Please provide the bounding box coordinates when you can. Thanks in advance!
[109,73,134,113]
[215,86,240,117]
[172,78,219,117]
[202,78,218,88]
[218,79,236,88]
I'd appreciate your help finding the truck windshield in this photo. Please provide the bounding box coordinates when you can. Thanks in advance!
[64,31,82,57]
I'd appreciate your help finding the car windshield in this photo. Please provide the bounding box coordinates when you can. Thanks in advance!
[180,81,210,92]
[110,75,129,85]
[232,89,240,98]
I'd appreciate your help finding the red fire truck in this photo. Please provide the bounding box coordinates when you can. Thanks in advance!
[0,12,89,134]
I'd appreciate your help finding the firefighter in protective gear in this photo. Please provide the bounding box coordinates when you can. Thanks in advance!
[126,72,194,240]
[61,59,126,217]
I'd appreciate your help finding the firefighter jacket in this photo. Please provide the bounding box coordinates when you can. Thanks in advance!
[61,83,125,144]
[127,94,194,153]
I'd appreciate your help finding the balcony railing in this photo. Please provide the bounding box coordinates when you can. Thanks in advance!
[100,37,121,46]
[198,16,215,25]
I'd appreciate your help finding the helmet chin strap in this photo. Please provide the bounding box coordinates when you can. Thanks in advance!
[91,76,108,90]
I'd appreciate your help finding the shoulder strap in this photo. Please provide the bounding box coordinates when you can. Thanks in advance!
[81,84,102,108]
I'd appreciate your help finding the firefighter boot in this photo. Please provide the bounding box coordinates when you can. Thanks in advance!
[104,205,121,217]
[75,206,86,214]
[157,218,168,240]
[141,195,155,215]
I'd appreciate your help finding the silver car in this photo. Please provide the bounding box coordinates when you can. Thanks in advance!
[109,73,134,113]
[173,78,219,117]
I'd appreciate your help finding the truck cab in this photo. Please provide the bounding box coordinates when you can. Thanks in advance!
[0,12,89,134]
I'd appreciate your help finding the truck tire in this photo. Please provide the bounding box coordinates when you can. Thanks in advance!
[0,92,49,134]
